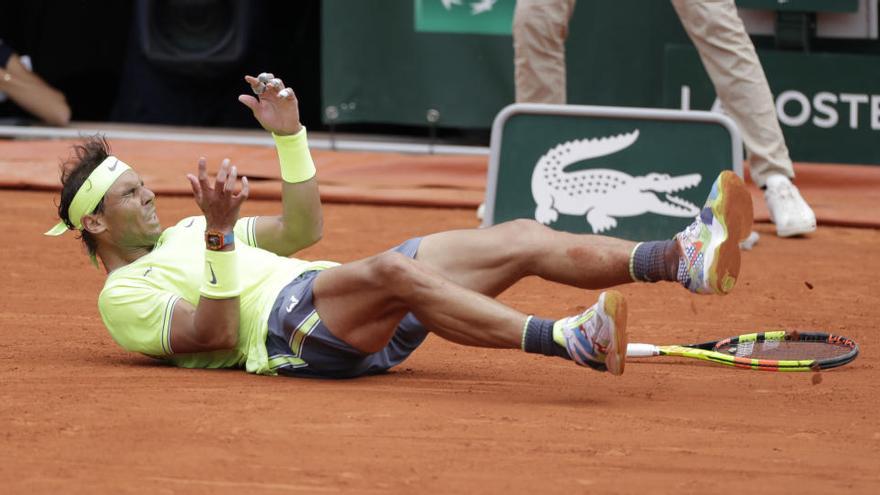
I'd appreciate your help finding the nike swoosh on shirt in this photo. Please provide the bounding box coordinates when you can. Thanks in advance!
[184,219,195,228]
[285,295,299,313]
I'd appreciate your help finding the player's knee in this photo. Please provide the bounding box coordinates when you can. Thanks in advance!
[371,252,419,291]
[371,252,437,301]
[500,218,549,248]
[482,219,547,272]
[509,218,545,233]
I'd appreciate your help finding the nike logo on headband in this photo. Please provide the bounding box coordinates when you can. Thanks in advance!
[107,159,119,171]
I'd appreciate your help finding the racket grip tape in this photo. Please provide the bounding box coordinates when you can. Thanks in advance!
[627,343,660,357]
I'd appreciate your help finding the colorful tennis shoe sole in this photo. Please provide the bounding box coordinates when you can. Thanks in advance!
[676,171,753,295]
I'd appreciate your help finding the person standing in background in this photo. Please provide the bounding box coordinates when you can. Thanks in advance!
[0,38,71,126]
[512,0,816,238]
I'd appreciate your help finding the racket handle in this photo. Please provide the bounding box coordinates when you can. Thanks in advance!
[627,343,660,357]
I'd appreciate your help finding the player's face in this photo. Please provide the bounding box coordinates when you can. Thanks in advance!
[99,170,163,247]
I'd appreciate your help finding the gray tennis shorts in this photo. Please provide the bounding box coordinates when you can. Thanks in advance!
[265,237,428,379]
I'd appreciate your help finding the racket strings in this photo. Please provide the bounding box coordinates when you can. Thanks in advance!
[716,341,852,360]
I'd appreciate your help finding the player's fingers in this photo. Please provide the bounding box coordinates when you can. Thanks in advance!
[277,88,295,101]
[259,78,283,101]
[225,165,238,193]
[252,72,274,95]
[267,77,284,91]
[197,157,209,189]
[238,94,259,111]
[215,158,230,190]
[234,176,249,201]
[186,173,202,201]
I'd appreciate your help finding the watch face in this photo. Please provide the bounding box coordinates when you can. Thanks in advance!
[205,231,233,250]
[206,233,224,250]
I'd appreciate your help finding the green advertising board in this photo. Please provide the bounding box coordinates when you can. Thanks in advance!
[414,0,514,35]
[483,104,742,241]
[323,0,880,164]
[322,0,690,128]
[663,45,880,165]
[735,0,858,13]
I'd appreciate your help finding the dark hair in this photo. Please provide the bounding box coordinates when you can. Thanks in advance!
[57,135,112,258]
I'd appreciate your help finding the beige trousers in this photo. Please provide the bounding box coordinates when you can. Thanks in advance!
[512,0,795,186]
[671,0,793,185]
[513,0,576,105]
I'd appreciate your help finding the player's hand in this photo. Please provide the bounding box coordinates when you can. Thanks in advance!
[186,157,249,232]
[238,72,303,136]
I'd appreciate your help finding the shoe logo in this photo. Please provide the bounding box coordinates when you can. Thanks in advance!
[208,262,217,285]
[285,295,299,313]
[531,129,702,233]
[108,159,119,171]
[183,218,195,228]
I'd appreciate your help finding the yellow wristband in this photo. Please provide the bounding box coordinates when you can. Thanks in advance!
[273,127,316,183]
[200,249,241,299]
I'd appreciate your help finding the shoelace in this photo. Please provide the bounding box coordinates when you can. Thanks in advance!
[679,217,703,246]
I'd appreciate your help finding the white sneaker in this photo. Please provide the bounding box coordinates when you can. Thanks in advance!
[764,174,817,237]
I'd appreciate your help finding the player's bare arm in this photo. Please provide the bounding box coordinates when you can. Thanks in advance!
[238,72,323,257]
[168,157,249,353]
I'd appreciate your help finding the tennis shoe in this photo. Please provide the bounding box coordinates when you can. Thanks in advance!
[676,171,752,295]
[764,174,816,237]
[556,290,628,375]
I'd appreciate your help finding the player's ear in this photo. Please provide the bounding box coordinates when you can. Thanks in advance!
[81,213,107,235]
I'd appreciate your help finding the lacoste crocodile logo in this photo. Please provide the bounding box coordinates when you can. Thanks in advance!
[442,0,496,15]
[531,130,702,233]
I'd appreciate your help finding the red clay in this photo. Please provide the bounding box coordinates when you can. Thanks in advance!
[2,190,879,494]
[2,138,879,222]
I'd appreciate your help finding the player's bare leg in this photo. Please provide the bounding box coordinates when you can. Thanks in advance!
[310,171,748,376]
[311,251,627,374]
[416,219,644,297]
[312,251,528,352]
[416,170,752,297]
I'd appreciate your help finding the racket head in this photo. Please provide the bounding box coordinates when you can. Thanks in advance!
[698,330,859,371]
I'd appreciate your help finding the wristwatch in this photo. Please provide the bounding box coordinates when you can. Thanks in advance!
[205,230,235,250]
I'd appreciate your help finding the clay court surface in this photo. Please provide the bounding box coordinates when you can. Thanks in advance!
[0,185,877,494]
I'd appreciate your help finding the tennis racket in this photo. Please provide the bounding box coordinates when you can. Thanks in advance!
[626,330,859,371]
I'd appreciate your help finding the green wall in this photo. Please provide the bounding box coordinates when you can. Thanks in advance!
[322,0,690,128]
[322,0,880,164]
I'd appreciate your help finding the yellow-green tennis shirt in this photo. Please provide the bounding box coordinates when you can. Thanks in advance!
[97,216,338,375]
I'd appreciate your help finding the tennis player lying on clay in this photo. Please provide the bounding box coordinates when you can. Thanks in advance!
[46,71,753,378]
